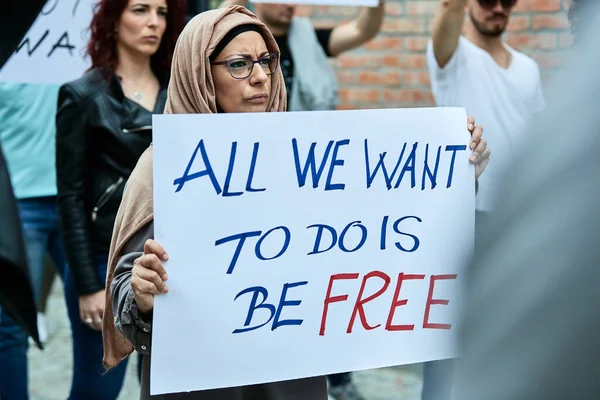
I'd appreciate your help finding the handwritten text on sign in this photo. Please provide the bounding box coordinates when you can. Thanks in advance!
[151,108,475,395]
[0,0,93,84]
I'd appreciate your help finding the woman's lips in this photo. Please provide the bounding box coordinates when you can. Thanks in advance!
[246,94,268,104]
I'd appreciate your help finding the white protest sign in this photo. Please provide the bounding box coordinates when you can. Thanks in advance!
[251,0,379,7]
[0,0,94,84]
[151,108,475,396]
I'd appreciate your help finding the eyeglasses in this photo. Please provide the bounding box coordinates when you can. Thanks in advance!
[211,53,279,80]
[477,0,517,10]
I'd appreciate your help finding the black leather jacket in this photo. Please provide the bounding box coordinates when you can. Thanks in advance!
[56,68,167,296]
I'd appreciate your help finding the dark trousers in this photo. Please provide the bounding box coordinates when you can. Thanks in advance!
[63,254,129,399]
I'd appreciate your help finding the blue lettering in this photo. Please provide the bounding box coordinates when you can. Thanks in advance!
[307,224,338,255]
[272,281,308,330]
[380,215,389,250]
[339,221,368,253]
[394,142,418,189]
[393,216,422,252]
[445,145,467,188]
[292,139,334,188]
[255,226,291,261]
[223,141,243,197]
[422,144,441,190]
[215,231,262,274]
[232,286,275,334]
[246,142,266,193]
[364,140,407,190]
[173,140,222,194]
[325,139,350,191]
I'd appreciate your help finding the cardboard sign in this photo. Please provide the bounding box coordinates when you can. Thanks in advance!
[0,0,93,84]
[150,107,475,395]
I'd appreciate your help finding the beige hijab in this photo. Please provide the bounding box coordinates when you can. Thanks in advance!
[102,5,287,370]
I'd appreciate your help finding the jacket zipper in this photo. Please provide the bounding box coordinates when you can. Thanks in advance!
[122,125,152,134]
[91,177,124,222]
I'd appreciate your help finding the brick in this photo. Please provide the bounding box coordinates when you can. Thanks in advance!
[532,13,570,30]
[360,71,402,85]
[405,1,439,16]
[400,71,432,86]
[382,54,427,69]
[507,15,531,32]
[382,89,428,103]
[559,32,574,48]
[336,54,382,69]
[533,50,574,69]
[382,17,427,34]
[404,36,429,52]
[384,2,404,17]
[505,32,558,50]
[363,37,403,51]
[336,104,356,110]
[513,0,561,12]
[339,88,380,103]
[336,71,403,85]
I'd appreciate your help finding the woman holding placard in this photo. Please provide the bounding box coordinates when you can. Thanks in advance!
[55,0,186,398]
[101,5,490,399]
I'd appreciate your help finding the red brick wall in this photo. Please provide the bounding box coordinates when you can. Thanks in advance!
[296,0,574,110]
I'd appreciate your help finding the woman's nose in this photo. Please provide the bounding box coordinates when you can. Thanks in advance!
[148,11,159,27]
[249,63,268,85]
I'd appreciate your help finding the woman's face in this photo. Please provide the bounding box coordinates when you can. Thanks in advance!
[116,0,168,57]
[211,31,273,113]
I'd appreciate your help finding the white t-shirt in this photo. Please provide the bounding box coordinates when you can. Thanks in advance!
[427,37,545,212]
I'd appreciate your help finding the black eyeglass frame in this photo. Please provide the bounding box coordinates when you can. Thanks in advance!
[211,53,280,80]
[477,0,518,10]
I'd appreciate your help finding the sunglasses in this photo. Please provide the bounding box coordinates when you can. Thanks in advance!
[477,0,517,10]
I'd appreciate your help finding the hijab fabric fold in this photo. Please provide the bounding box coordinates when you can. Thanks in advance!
[102,5,286,370]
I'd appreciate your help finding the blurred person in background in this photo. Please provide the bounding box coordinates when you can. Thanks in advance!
[428,0,545,217]
[55,0,186,397]
[0,2,51,398]
[0,82,68,400]
[216,2,384,398]
[219,0,385,114]
[449,0,600,398]
[423,0,545,398]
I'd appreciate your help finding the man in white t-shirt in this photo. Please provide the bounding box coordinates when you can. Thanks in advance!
[423,0,545,399]
[427,0,545,216]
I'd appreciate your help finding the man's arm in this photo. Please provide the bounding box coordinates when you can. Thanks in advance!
[431,0,467,68]
[328,1,385,57]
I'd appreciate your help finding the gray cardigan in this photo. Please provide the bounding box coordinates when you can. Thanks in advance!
[110,221,328,399]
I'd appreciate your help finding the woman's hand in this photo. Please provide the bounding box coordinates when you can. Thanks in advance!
[79,290,105,331]
[467,115,491,180]
[131,239,169,315]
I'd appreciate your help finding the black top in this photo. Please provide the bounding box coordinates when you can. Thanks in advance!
[56,68,168,296]
[274,29,333,106]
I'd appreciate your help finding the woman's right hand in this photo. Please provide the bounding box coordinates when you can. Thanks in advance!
[131,239,169,314]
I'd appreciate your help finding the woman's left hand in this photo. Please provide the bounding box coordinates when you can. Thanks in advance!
[467,115,491,180]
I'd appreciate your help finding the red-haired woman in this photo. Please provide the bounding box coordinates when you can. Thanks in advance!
[55,0,186,397]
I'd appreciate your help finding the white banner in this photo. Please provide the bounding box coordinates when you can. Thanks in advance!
[0,0,94,84]
[251,0,379,6]
[151,108,475,395]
